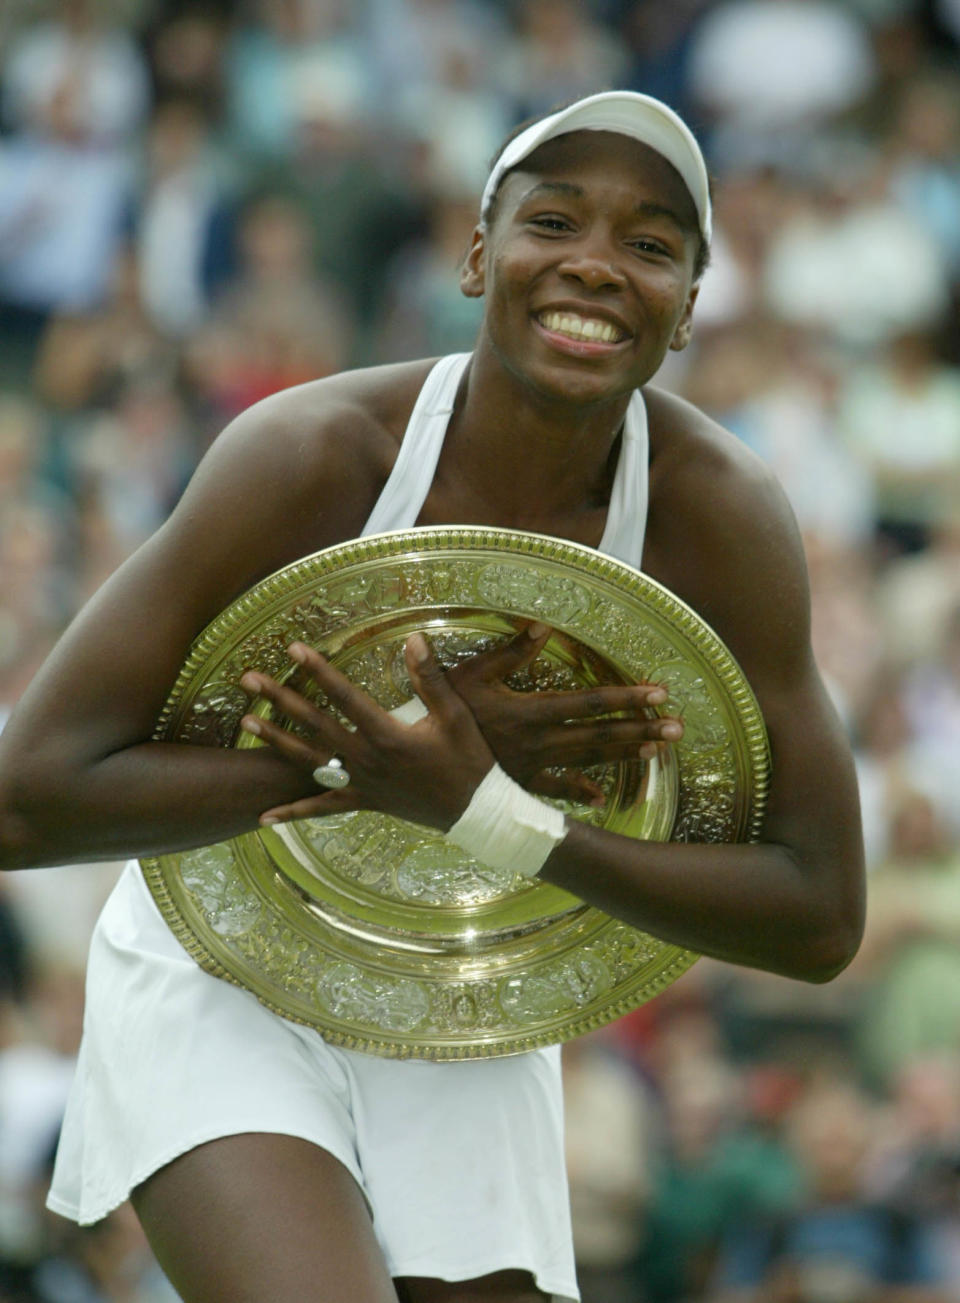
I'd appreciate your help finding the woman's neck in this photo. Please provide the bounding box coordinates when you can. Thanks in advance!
[439,344,634,525]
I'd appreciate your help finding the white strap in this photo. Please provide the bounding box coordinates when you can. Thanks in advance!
[360,353,471,537]
[597,388,649,569]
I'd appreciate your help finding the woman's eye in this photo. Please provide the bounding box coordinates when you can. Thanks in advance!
[529,216,572,233]
[631,239,669,256]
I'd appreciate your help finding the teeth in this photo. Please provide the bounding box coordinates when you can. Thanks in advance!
[540,311,624,343]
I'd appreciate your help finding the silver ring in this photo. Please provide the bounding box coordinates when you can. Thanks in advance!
[312,756,351,790]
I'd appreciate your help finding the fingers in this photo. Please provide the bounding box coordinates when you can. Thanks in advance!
[240,669,348,743]
[449,622,553,686]
[238,705,349,768]
[527,681,670,724]
[286,642,392,733]
[540,714,683,764]
[529,769,607,808]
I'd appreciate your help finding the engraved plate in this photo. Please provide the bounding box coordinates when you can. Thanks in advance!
[141,527,770,1059]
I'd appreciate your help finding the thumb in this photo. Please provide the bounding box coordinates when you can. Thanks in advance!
[460,621,552,686]
[404,632,467,721]
[530,769,607,808]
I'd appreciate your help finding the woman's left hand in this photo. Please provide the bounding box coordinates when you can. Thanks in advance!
[239,634,495,829]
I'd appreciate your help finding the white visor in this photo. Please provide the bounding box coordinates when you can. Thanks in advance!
[480,90,711,244]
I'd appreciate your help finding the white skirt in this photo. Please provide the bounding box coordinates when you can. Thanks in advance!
[48,863,579,1301]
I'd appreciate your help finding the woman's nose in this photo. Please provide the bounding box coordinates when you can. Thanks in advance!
[557,243,628,291]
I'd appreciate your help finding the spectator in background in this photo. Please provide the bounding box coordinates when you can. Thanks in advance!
[876,517,960,667]
[867,1055,960,1297]
[246,67,428,342]
[1,0,149,145]
[639,1015,799,1302]
[364,0,507,124]
[884,70,960,278]
[617,0,713,121]
[761,153,950,350]
[711,1077,950,1302]
[685,0,876,168]
[0,0,149,383]
[805,538,884,727]
[836,330,960,558]
[853,791,960,1091]
[498,0,629,120]
[145,8,227,119]
[373,186,485,363]
[687,321,875,551]
[128,96,238,340]
[563,1032,656,1303]
[31,247,176,415]
[223,0,365,164]
[184,193,354,426]
[902,605,960,840]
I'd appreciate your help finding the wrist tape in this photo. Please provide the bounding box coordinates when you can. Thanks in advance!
[446,763,567,879]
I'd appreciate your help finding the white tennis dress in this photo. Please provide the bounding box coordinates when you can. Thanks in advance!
[48,354,650,1302]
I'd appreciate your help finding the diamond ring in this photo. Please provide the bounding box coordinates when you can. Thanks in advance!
[312,756,350,789]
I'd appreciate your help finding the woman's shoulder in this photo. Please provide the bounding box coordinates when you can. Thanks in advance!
[643,382,791,529]
[641,382,807,618]
[643,383,764,483]
[236,357,444,458]
[157,358,449,582]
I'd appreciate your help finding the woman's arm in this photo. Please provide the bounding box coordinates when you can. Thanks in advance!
[0,383,400,870]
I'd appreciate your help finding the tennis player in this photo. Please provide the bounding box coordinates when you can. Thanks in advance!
[0,92,864,1303]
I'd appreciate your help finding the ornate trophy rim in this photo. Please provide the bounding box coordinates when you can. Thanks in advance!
[141,526,770,1059]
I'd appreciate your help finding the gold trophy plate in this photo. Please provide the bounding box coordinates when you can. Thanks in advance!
[141,527,770,1059]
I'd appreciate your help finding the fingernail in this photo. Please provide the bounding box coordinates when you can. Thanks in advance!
[241,673,261,692]
[646,686,667,704]
[408,632,429,663]
[261,815,280,825]
[526,621,550,639]
[661,721,683,741]
[288,643,307,663]
[240,716,261,735]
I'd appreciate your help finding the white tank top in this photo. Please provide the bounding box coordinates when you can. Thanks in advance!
[360,352,650,568]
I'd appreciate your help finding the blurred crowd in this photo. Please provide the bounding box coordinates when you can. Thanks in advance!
[1,0,960,1299]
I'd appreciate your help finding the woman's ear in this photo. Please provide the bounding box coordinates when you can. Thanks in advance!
[669,284,699,352]
[460,225,486,299]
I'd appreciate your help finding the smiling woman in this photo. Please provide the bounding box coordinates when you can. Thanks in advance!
[459,122,705,411]
[0,91,864,1303]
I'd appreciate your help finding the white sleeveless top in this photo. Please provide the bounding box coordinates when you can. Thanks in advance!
[362,352,650,566]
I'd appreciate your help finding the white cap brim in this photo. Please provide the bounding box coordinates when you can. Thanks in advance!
[480,90,711,244]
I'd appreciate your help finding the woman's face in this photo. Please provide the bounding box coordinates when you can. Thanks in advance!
[461,131,701,407]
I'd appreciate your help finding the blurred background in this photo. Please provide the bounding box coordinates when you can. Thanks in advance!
[1,0,960,1299]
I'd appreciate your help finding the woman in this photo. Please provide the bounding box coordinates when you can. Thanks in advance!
[0,92,865,1303]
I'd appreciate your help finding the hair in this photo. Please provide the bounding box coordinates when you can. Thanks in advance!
[481,100,712,283]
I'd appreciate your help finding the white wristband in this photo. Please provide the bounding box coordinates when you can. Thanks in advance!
[446,764,567,879]
[389,696,429,726]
